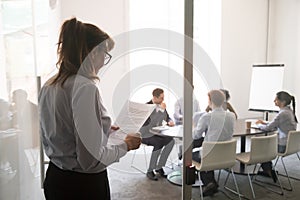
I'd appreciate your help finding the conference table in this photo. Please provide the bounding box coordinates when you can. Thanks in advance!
[155,119,272,186]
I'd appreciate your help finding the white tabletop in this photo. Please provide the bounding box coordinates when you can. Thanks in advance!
[153,125,183,138]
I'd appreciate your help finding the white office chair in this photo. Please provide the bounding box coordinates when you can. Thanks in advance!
[192,139,241,200]
[235,134,284,199]
[273,130,300,191]
[130,143,152,174]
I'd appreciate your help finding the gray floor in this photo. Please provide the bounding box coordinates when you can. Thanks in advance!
[108,142,300,200]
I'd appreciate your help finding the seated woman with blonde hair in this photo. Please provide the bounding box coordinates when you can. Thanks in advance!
[205,89,238,119]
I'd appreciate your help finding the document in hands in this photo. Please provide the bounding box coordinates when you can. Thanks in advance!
[108,100,155,145]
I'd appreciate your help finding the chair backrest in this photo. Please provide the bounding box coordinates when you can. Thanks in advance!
[198,139,237,171]
[248,134,277,164]
[284,131,300,156]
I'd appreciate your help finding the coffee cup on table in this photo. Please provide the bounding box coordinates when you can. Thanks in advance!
[245,120,252,129]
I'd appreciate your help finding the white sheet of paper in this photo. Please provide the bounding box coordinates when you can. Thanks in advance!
[108,100,155,145]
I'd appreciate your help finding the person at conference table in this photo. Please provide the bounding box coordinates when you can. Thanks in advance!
[173,97,201,125]
[256,91,298,182]
[205,89,238,119]
[193,90,236,197]
[0,99,12,130]
[139,88,175,181]
[10,89,39,148]
[39,17,141,200]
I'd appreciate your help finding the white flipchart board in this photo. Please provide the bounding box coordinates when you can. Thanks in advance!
[248,64,284,112]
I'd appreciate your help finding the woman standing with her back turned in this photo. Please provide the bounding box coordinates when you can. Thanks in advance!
[256,91,298,182]
[39,18,141,200]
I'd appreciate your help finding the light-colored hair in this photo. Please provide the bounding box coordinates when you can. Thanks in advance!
[208,90,225,107]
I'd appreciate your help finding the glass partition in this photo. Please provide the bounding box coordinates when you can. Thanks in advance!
[0,0,54,199]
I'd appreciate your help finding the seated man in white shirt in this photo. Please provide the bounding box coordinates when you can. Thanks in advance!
[192,90,236,197]
[173,97,201,125]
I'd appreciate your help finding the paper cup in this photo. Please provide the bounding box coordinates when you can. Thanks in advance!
[245,120,252,129]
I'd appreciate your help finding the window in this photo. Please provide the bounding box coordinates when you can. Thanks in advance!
[129,0,221,117]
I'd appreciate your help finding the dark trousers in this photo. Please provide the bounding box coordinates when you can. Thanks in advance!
[142,135,175,171]
[193,137,204,148]
[142,135,174,151]
[44,162,110,200]
[192,150,216,186]
[178,137,204,158]
[261,145,286,172]
[200,171,216,186]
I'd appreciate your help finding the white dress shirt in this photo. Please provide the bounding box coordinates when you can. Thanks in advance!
[258,106,297,146]
[193,107,235,142]
[39,75,127,173]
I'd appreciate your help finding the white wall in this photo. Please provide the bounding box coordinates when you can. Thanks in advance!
[221,0,300,120]
[60,0,130,119]
[221,0,269,119]
[268,0,300,122]
[60,0,129,35]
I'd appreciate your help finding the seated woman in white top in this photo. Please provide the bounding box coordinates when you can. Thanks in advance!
[256,91,298,182]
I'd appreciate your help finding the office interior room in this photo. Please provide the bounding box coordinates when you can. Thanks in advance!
[0,0,299,199]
